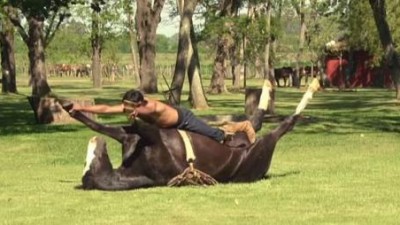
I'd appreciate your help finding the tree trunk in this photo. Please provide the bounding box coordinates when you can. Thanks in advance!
[169,0,207,108]
[242,35,247,88]
[232,39,243,89]
[209,38,227,94]
[91,10,102,88]
[208,0,240,94]
[369,0,400,99]
[294,0,306,88]
[263,2,271,80]
[25,17,53,124]
[169,0,191,105]
[1,17,17,93]
[136,0,165,93]
[243,2,255,89]
[124,0,141,86]
[292,0,307,88]
[263,1,275,115]
[27,17,51,97]
[188,18,208,109]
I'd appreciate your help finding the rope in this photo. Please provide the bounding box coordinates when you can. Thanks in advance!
[168,130,218,187]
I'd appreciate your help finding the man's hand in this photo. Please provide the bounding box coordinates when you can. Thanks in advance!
[71,103,83,112]
[128,110,138,121]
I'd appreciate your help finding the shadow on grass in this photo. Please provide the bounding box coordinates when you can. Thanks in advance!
[0,97,83,136]
[264,170,301,180]
[71,171,302,191]
[279,115,400,135]
[0,91,137,136]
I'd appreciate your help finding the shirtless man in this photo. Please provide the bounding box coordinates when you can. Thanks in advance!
[72,89,230,142]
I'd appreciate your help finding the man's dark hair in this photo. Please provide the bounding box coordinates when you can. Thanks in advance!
[122,89,144,103]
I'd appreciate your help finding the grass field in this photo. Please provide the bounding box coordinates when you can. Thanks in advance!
[1,77,399,225]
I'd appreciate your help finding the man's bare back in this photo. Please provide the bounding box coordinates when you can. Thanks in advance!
[124,99,179,128]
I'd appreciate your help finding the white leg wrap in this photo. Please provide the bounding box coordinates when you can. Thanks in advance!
[295,78,320,115]
[83,136,97,175]
[258,79,272,111]
[295,91,314,115]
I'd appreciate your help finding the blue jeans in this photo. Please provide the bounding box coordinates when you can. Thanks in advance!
[174,107,225,142]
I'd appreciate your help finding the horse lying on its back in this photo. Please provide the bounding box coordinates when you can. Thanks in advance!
[61,78,320,190]
[62,102,299,190]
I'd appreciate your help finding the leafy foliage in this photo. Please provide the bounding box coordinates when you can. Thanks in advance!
[46,22,91,63]
[8,0,71,18]
[347,1,381,56]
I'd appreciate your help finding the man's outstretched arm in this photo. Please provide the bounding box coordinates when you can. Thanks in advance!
[72,103,124,114]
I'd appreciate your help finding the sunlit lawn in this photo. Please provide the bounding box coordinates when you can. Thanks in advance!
[0,76,399,225]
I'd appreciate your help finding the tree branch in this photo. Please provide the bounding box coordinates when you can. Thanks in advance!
[290,0,301,15]
[44,10,57,47]
[3,5,29,44]
[44,12,66,48]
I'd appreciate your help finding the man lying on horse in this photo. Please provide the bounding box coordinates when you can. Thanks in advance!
[71,89,256,144]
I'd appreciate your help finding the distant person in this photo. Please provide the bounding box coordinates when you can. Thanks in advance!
[71,89,256,143]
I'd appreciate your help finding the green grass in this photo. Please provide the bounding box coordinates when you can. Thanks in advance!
[1,77,399,225]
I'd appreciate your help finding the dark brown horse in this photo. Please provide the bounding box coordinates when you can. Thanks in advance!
[274,67,294,87]
[62,101,301,190]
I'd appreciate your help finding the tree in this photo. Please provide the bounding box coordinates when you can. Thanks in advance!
[262,0,276,114]
[122,0,140,86]
[369,0,400,99]
[136,0,166,93]
[6,0,72,123]
[0,4,17,93]
[208,0,241,94]
[6,0,71,98]
[90,0,102,88]
[71,0,130,87]
[46,22,91,63]
[169,0,192,105]
[169,0,208,109]
[291,0,306,87]
[187,18,209,109]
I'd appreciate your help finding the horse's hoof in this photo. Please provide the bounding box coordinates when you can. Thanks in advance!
[59,100,74,113]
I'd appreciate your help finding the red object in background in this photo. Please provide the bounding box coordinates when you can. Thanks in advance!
[325,57,348,87]
[325,51,393,88]
[349,51,371,87]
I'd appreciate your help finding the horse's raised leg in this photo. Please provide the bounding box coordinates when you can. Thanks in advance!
[61,102,127,143]
[81,136,155,190]
[269,115,300,141]
[249,80,272,132]
[271,78,320,139]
